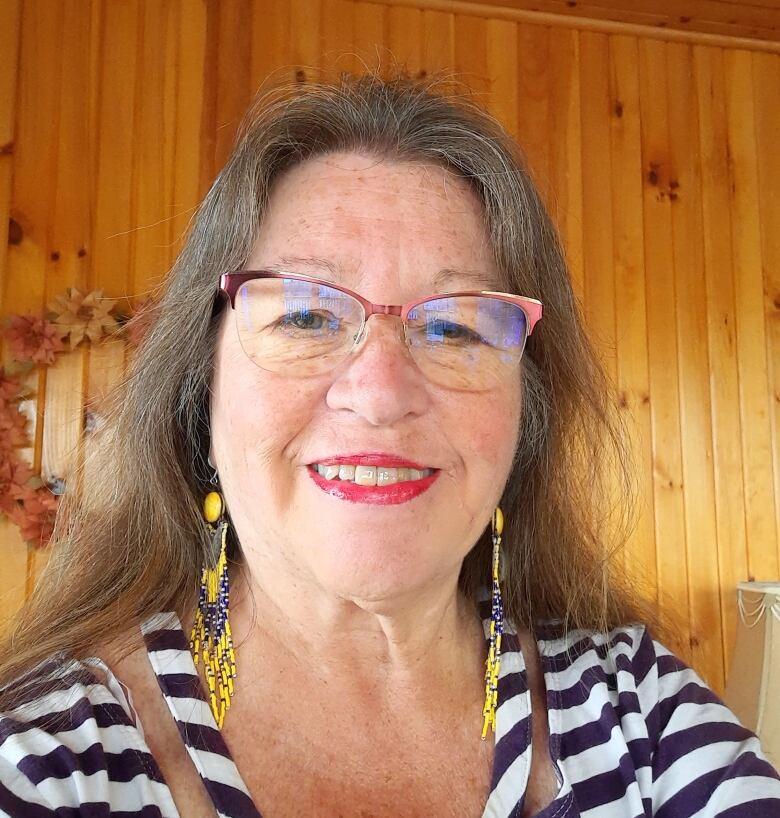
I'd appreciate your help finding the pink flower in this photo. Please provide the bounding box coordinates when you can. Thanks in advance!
[3,313,65,365]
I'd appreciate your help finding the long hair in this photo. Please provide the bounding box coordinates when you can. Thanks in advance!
[0,72,661,705]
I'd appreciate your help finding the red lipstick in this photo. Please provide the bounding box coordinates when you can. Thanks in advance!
[306,459,439,506]
[310,453,432,470]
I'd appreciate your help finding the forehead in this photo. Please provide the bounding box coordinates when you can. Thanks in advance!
[247,152,499,293]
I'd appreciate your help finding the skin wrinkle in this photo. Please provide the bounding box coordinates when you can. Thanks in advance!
[209,152,520,703]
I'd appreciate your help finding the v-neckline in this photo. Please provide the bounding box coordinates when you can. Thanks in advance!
[140,600,542,818]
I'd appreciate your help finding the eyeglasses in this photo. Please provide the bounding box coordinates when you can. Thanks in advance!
[218,271,543,391]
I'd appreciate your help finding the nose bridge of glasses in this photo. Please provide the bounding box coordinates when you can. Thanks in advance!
[356,309,408,349]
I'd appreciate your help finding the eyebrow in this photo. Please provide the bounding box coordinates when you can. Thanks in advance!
[262,255,496,292]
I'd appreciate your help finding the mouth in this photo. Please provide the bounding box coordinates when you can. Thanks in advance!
[305,455,440,505]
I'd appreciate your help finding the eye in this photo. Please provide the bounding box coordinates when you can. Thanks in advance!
[279,311,334,332]
[427,319,486,344]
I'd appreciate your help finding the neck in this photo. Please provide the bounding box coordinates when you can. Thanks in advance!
[227,560,487,707]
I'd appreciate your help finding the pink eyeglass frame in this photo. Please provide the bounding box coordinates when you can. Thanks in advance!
[219,271,544,335]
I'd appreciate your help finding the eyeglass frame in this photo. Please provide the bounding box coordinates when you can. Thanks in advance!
[217,270,543,376]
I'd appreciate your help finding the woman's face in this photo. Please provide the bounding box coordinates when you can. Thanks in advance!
[210,152,521,605]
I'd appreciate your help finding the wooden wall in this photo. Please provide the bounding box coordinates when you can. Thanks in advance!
[1,0,778,697]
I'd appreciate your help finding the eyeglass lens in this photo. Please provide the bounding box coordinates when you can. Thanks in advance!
[235,277,529,390]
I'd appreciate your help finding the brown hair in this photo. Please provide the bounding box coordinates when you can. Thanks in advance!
[0,72,661,705]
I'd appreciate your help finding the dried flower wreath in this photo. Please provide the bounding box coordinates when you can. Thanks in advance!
[0,288,156,548]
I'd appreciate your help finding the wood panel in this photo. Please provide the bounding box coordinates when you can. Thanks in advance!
[1,0,779,696]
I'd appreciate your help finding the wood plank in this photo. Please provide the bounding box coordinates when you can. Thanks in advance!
[322,0,358,79]
[91,0,139,299]
[3,0,63,314]
[608,33,657,610]
[0,519,29,634]
[290,0,322,79]
[251,0,293,90]
[0,0,21,306]
[133,0,178,299]
[431,0,780,44]
[693,45,749,681]
[751,50,780,567]
[454,13,490,99]
[82,338,126,490]
[353,2,387,76]
[46,0,91,300]
[421,9,455,78]
[547,27,583,304]
[215,0,252,171]
[667,40,723,691]
[41,350,85,492]
[578,32,615,374]
[514,23,550,196]
[173,0,207,245]
[388,6,423,77]
[486,19,518,137]
[638,37,691,660]
[723,48,779,580]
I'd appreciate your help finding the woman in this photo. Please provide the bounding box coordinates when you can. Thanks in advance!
[0,74,777,818]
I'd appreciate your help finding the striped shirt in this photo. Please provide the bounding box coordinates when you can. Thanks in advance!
[1,595,779,817]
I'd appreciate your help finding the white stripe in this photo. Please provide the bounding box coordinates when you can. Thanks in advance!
[34,768,176,812]
[0,721,152,765]
[160,693,214,729]
[181,744,251,798]
[146,647,197,676]
[654,739,767,809]
[557,721,631,782]
[687,774,780,816]
[481,747,531,818]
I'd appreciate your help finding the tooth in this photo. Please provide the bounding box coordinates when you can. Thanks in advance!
[339,464,356,481]
[354,465,377,486]
[377,467,398,486]
[409,468,422,480]
[397,468,410,482]
[323,465,340,480]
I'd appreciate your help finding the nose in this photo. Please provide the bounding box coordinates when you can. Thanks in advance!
[325,314,430,425]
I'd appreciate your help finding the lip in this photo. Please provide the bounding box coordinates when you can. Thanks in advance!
[307,453,434,471]
[306,464,440,505]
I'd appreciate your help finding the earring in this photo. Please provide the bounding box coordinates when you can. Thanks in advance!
[481,506,505,739]
[189,485,236,729]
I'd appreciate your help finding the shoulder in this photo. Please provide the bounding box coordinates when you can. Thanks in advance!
[538,621,780,811]
[0,646,166,815]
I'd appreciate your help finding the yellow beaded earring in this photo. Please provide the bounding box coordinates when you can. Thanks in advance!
[482,506,504,739]
[189,488,236,729]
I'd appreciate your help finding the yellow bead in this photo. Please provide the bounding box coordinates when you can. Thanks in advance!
[203,491,223,523]
[493,507,503,536]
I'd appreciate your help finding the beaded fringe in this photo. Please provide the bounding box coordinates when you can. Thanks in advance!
[481,511,504,739]
[189,519,237,729]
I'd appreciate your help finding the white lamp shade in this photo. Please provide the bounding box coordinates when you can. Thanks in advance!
[724,581,780,769]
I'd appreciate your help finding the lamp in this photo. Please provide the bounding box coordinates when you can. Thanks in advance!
[724,581,780,769]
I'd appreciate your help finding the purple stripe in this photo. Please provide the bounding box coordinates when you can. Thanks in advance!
[176,719,232,757]
[9,666,100,710]
[631,627,657,686]
[202,779,263,818]
[717,798,780,817]
[154,672,204,701]
[491,711,531,788]
[18,743,164,786]
[551,666,615,710]
[1,699,133,746]
[570,750,637,810]
[655,765,737,818]
[543,631,635,673]
[52,805,165,818]
[653,721,757,775]
[0,777,53,817]
[557,700,623,760]
[143,627,188,653]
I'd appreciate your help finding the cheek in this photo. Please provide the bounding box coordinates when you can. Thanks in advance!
[459,384,521,474]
